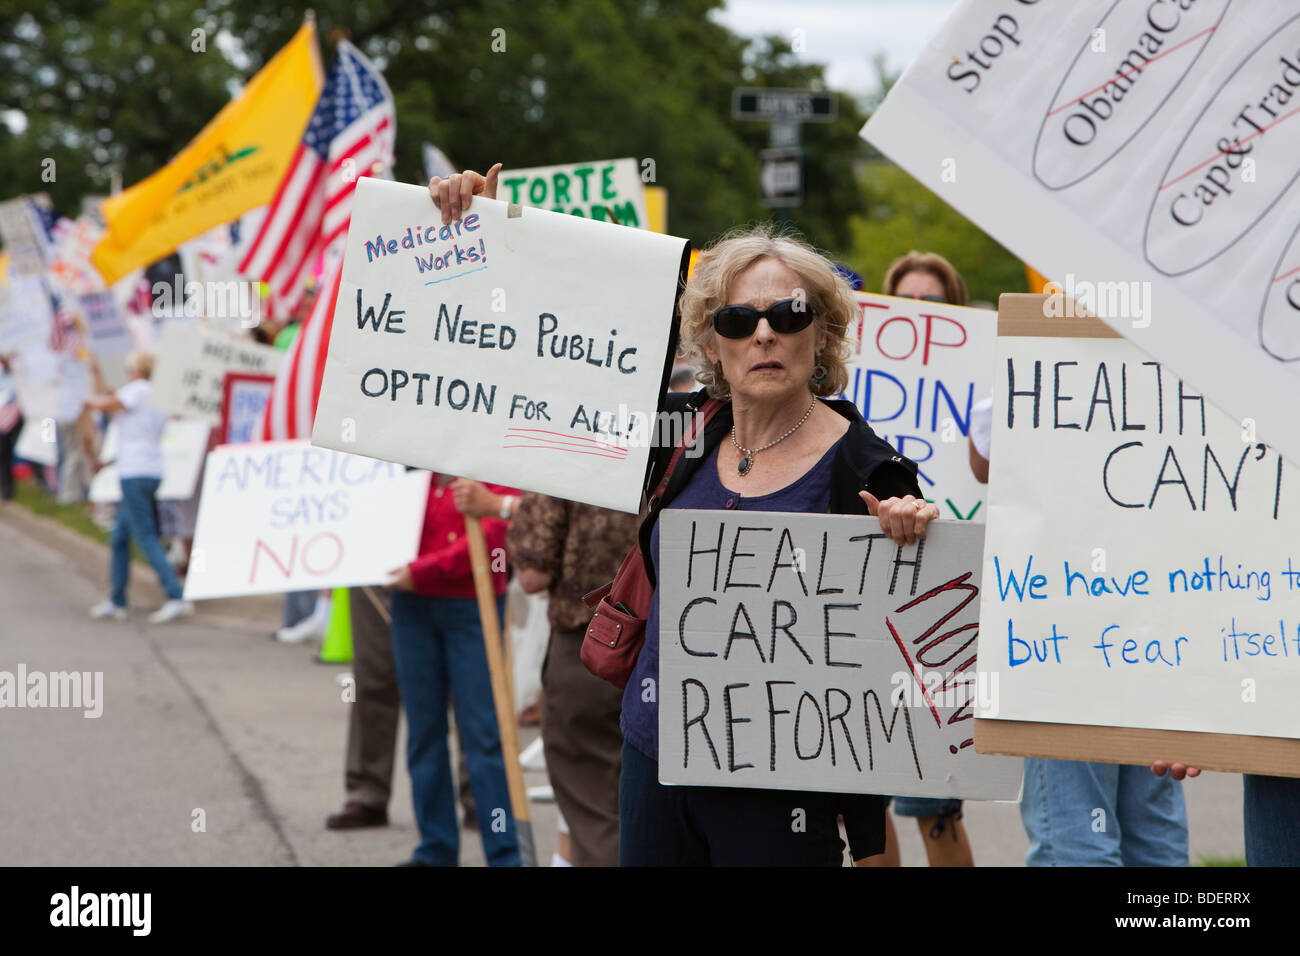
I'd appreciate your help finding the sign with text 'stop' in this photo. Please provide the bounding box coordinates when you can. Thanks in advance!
[848,292,996,523]
[311,180,691,513]
[658,510,1022,799]
[862,1,1300,470]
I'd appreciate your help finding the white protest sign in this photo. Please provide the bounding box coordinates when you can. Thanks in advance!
[848,292,995,521]
[311,180,690,514]
[0,195,53,276]
[862,3,1300,469]
[81,290,132,360]
[184,440,431,600]
[0,274,53,353]
[89,418,211,503]
[14,417,57,467]
[658,510,1022,799]
[499,158,650,229]
[149,322,283,424]
[978,327,1300,739]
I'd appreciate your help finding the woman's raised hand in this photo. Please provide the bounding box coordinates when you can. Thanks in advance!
[428,163,503,224]
[860,492,941,546]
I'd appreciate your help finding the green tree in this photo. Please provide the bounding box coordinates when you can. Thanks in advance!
[1,0,868,254]
[849,162,1026,306]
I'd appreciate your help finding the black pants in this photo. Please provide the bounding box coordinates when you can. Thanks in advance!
[0,416,21,500]
[618,741,852,866]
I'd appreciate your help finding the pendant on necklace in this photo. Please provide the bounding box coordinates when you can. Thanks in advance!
[738,456,752,476]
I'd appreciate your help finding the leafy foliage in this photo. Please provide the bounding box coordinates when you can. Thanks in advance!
[1,0,869,252]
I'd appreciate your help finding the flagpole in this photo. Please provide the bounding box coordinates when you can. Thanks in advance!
[464,517,537,867]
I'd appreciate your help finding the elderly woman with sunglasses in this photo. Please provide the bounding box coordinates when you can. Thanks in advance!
[429,169,938,866]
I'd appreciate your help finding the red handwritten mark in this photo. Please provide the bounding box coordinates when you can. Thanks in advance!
[886,617,943,729]
[505,427,626,451]
[1161,103,1300,191]
[890,571,981,750]
[503,432,629,456]
[1047,26,1217,118]
[503,443,628,460]
[1272,263,1300,283]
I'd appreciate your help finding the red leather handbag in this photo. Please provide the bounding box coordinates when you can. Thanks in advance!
[581,399,722,688]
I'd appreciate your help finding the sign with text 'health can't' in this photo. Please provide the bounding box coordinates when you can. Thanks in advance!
[975,296,1300,775]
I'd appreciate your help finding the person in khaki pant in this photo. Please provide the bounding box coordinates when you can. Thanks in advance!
[326,586,400,827]
[507,494,640,866]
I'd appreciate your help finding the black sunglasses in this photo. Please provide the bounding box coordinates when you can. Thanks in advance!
[903,294,948,303]
[710,298,815,339]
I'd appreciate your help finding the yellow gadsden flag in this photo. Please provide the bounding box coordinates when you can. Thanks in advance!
[93,20,324,284]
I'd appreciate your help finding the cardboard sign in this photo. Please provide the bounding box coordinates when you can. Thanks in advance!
[862,3,1300,472]
[499,158,649,229]
[848,292,995,521]
[657,510,1022,799]
[311,180,690,514]
[149,322,283,424]
[81,290,132,359]
[974,295,1300,776]
[88,418,211,503]
[184,440,431,600]
[220,372,275,444]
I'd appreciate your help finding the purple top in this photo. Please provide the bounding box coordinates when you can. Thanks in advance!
[620,438,842,759]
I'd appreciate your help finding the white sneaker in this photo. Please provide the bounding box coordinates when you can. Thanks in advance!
[275,617,324,644]
[519,737,547,772]
[89,599,127,621]
[148,599,195,624]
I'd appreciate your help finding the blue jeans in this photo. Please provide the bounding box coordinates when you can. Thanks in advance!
[1244,773,1300,866]
[110,477,183,607]
[1020,758,1188,866]
[389,591,519,866]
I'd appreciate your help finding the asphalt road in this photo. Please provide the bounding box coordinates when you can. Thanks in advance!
[0,502,1245,867]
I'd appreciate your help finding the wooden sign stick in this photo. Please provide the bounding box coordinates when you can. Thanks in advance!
[463,516,536,866]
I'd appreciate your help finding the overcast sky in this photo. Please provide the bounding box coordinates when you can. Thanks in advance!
[716,0,960,100]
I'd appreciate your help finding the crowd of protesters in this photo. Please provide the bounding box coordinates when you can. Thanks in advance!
[1,167,1293,869]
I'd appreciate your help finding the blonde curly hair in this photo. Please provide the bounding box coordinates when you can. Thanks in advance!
[678,225,855,400]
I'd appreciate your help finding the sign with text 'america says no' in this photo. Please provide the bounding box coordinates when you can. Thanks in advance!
[311,180,690,513]
[184,441,430,600]
[658,511,1022,799]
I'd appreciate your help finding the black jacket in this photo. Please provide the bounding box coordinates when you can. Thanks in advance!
[639,388,923,588]
[638,388,923,860]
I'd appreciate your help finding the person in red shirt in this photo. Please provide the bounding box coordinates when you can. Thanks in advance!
[386,473,522,866]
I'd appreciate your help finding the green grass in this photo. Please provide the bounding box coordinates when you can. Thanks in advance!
[11,478,149,564]
[13,479,111,546]
[1196,855,1246,867]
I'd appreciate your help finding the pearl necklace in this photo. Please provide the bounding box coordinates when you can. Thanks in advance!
[731,396,817,476]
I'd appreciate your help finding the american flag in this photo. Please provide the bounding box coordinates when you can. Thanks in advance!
[238,40,394,318]
[261,253,343,440]
[47,282,85,357]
